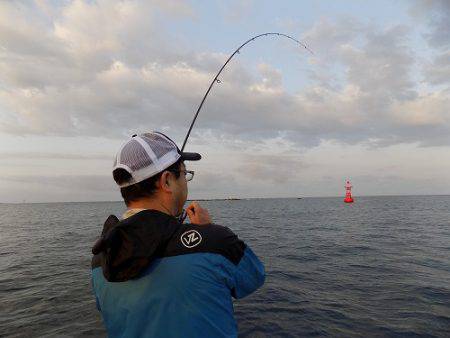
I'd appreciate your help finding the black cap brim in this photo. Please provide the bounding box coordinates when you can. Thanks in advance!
[180,152,201,161]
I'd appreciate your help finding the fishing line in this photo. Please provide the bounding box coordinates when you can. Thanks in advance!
[180,32,314,152]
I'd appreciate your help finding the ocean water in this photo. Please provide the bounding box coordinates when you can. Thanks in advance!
[1,196,449,337]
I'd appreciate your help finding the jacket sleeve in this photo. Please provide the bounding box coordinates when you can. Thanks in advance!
[229,245,266,299]
[182,223,266,299]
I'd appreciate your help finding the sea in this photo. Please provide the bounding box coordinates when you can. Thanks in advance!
[1,196,449,337]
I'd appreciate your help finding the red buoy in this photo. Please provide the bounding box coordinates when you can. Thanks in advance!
[344,180,354,203]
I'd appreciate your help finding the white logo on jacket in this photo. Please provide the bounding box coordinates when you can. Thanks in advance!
[180,230,202,248]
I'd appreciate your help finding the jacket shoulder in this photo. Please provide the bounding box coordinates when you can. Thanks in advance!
[164,223,247,265]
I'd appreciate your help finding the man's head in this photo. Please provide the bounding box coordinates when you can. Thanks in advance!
[112,132,201,215]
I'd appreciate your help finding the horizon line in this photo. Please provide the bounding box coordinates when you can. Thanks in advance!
[1,193,449,205]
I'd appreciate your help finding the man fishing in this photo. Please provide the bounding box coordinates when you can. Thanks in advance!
[91,131,265,338]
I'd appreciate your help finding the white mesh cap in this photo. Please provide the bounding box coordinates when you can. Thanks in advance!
[113,131,201,188]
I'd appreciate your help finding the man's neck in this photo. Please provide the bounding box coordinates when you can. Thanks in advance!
[127,198,174,217]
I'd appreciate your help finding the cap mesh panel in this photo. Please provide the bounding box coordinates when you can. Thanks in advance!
[120,139,153,171]
[141,133,176,159]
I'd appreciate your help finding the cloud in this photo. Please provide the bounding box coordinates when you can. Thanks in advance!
[1,138,449,202]
[238,155,308,184]
[410,1,450,86]
[411,0,450,49]
[1,174,115,191]
[0,173,120,203]
[0,152,112,160]
[423,51,450,86]
[0,1,449,151]
[299,18,449,146]
[410,0,450,88]
[340,25,416,101]
[301,17,362,55]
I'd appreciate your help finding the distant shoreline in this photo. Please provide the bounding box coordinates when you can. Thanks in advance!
[1,194,449,205]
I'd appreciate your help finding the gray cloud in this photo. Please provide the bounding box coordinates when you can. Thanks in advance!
[410,1,450,87]
[412,0,450,49]
[339,25,416,101]
[0,174,118,203]
[0,152,112,160]
[1,174,115,191]
[423,51,450,85]
[238,155,308,184]
[301,17,363,56]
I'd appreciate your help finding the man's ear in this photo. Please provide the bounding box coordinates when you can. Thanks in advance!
[159,171,172,193]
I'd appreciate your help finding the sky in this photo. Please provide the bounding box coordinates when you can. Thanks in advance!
[0,0,449,203]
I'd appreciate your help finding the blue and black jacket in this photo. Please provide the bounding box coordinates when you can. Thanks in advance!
[91,210,265,338]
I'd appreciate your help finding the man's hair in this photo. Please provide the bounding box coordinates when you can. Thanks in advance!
[113,159,182,206]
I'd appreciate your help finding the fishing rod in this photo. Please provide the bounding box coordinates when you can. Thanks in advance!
[180,32,314,152]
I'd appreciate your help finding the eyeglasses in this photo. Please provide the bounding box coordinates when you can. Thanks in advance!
[168,170,194,182]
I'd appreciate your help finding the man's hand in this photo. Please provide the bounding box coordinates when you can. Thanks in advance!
[186,202,212,225]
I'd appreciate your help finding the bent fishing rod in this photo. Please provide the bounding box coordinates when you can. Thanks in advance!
[180,32,314,152]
